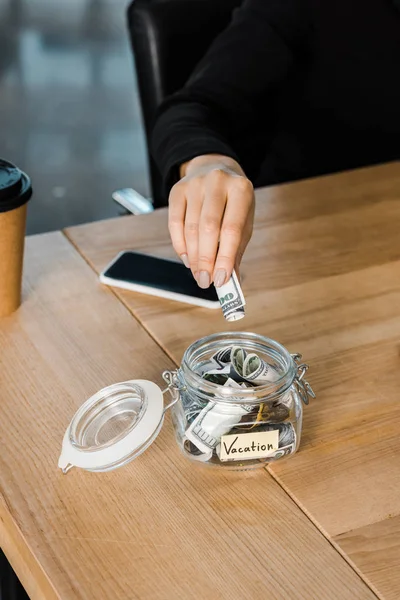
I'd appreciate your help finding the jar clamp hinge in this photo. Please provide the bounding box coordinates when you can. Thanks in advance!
[291,353,316,406]
[161,370,182,412]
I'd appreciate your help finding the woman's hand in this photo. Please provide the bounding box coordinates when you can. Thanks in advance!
[168,154,255,288]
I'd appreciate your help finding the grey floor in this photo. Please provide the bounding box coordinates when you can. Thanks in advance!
[0,0,149,235]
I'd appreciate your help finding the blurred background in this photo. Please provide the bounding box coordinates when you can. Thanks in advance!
[0,0,149,235]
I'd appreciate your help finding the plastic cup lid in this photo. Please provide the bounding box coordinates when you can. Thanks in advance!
[0,158,32,213]
[58,380,164,473]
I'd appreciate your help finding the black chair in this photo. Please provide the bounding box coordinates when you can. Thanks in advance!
[127,0,242,208]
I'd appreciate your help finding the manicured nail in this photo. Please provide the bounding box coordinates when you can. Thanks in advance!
[198,271,210,289]
[180,253,190,268]
[214,269,227,288]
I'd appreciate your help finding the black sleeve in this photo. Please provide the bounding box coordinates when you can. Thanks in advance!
[150,0,310,195]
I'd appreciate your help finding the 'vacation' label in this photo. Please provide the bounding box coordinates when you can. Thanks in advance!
[220,430,279,462]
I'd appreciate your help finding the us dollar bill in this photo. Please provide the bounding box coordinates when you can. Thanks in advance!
[184,379,254,455]
[201,346,294,409]
[212,346,234,366]
[241,354,294,408]
[215,271,246,321]
[231,346,247,374]
[261,422,296,447]
[242,353,280,384]
[182,438,213,462]
[196,346,234,376]
[266,443,296,461]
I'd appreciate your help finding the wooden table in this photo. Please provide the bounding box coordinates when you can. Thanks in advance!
[1,163,399,599]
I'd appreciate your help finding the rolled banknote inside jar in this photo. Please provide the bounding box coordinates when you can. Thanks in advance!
[184,379,255,457]
[215,271,246,321]
[231,347,280,384]
[241,353,280,384]
[239,351,293,408]
[182,438,213,462]
[205,345,293,407]
[184,345,299,461]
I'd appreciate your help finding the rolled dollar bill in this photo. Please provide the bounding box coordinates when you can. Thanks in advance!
[203,362,249,386]
[212,346,234,366]
[180,387,209,424]
[222,377,256,401]
[182,438,213,462]
[231,346,247,376]
[184,379,253,456]
[215,271,246,321]
[273,392,293,410]
[262,422,296,447]
[197,345,234,376]
[266,443,295,460]
[242,353,280,384]
[203,370,230,385]
[242,353,294,408]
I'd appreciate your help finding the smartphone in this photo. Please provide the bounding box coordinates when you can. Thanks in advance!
[100,251,220,309]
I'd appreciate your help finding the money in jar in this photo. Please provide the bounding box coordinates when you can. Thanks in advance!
[169,332,315,469]
[58,332,315,474]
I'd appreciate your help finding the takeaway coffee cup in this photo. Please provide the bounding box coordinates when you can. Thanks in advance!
[0,159,32,317]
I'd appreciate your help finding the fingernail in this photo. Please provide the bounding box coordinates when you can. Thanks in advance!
[198,271,210,289]
[180,253,190,268]
[214,269,227,288]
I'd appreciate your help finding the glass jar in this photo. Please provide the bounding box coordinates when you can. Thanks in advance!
[169,332,313,470]
[58,332,314,474]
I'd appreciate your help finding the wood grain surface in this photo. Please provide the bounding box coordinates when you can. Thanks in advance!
[66,162,400,598]
[335,516,400,600]
[0,232,377,599]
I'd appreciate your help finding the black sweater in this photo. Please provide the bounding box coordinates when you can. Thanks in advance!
[151,0,400,195]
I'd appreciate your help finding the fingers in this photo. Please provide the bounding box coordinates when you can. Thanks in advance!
[168,183,188,266]
[214,178,254,285]
[168,167,254,289]
[234,221,252,277]
[184,184,203,279]
[197,171,227,288]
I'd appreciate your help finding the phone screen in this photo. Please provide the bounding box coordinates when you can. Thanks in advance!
[103,251,219,302]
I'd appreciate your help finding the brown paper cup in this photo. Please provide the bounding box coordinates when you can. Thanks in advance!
[0,159,32,317]
[0,203,27,317]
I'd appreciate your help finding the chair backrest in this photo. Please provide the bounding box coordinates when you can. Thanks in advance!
[127,0,242,207]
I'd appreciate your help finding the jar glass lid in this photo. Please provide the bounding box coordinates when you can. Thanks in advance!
[58,380,164,473]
